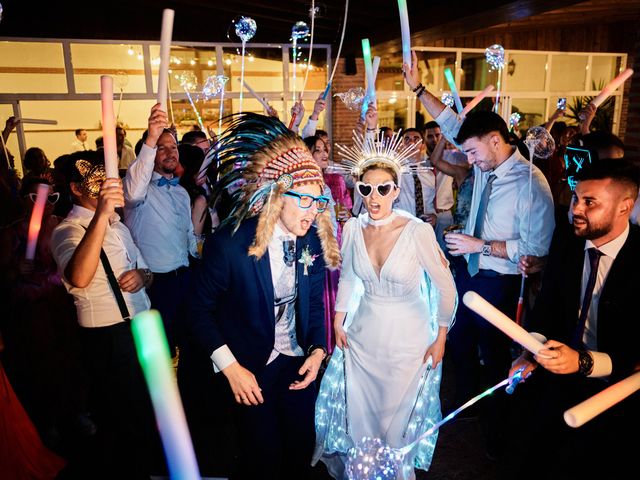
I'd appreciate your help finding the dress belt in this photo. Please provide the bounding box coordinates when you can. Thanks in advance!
[153,265,189,277]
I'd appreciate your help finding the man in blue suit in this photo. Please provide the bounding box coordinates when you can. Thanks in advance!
[179,113,340,479]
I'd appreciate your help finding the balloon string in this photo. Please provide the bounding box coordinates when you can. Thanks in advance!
[300,0,316,100]
[324,0,350,97]
[399,375,511,455]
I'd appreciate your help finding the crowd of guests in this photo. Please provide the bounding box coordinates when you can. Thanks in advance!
[0,52,638,480]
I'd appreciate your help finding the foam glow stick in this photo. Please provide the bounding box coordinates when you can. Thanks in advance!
[238,78,271,111]
[591,68,633,107]
[16,118,57,125]
[157,9,175,112]
[564,371,640,428]
[361,38,375,118]
[131,310,200,480]
[397,0,412,68]
[372,56,381,85]
[463,291,547,356]
[444,68,463,114]
[460,85,495,117]
[100,76,119,179]
[25,183,49,261]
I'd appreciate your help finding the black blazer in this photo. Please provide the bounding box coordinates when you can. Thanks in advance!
[529,223,640,381]
[183,216,327,375]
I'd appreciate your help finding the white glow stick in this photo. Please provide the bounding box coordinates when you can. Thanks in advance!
[460,85,495,117]
[397,0,412,68]
[372,56,381,84]
[591,68,633,107]
[462,291,547,356]
[157,9,175,112]
[238,78,271,111]
[564,371,640,428]
[100,76,119,179]
[16,118,57,125]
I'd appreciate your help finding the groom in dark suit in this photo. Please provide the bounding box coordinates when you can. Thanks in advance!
[178,113,340,480]
[508,159,640,478]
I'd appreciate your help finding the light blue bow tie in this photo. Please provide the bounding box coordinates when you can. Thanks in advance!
[158,176,180,187]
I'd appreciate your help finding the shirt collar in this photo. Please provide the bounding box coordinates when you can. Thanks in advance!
[585,223,629,260]
[491,147,520,179]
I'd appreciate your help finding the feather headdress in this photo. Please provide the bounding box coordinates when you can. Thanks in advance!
[208,113,340,269]
[331,130,421,180]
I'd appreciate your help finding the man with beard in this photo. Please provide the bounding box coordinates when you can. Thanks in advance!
[508,159,640,478]
[124,104,197,354]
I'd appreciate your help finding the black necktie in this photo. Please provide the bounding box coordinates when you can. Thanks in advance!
[283,239,295,267]
[571,247,604,348]
[467,173,496,276]
[414,174,424,218]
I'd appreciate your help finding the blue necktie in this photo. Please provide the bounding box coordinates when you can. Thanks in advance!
[158,176,180,187]
[571,247,604,348]
[467,173,496,277]
[283,239,296,267]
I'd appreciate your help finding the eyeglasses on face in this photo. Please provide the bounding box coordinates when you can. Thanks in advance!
[356,181,397,198]
[283,190,330,212]
[27,192,60,205]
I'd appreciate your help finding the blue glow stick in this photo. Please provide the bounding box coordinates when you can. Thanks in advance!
[444,68,463,114]
[322,82,332,100]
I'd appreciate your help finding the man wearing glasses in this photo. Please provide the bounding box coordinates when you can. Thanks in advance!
[181,114,339,479]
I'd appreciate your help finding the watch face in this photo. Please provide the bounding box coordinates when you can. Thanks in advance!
[482,243,491,256]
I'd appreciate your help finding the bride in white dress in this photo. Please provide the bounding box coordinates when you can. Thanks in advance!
[313,137,457,479]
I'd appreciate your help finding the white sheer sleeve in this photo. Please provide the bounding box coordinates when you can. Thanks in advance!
[414,222,457,328]
[334,217,363,313]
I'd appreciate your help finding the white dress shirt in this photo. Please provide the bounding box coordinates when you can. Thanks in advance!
[71,139,89,152]
[123,143,197,273]
[422,159,455,214]
[51,205,151,328]
[394,167,432,216]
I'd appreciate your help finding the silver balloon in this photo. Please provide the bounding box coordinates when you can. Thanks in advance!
[0,3,3,23]
[524,126,555,159]
[509,112,521,129]
[345,437,402,480]
[292,21,310,40]
[485,44,505,71]
[235,16,257,43]
[334,87,366,112]
[441,92,455,108]
[202,75,228,100]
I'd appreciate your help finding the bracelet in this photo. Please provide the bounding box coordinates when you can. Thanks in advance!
[366,127,377,132]
[415,85,426,98]
[411,83,424,93]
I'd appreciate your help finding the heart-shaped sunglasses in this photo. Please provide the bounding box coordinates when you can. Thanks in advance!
[355,181,397,198]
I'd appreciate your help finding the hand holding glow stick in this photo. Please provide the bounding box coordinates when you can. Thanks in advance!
[157,9,175,112]
[444,68,463,114]
[25,183,49,261]
[131,310,200,480]
[591,68,633,107]
[564,370,640,428]
[16,118,57,125]
[100,76,119,179]
[462,291,547,356]
[460,85,495,117]
[397,0,412,68]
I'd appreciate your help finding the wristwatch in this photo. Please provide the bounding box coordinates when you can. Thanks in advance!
[481,241,492,256]
[142,268,153,287]
[578,350,594,376]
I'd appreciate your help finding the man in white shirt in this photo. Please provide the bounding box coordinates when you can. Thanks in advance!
[71,128,89,152]
[51,155,157,478]
[508,159,640,477]
[124,103,197,355]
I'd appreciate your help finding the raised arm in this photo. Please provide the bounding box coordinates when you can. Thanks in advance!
[429,137,471,187]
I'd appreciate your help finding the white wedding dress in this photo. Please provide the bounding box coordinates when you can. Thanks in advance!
[313,211,457,479]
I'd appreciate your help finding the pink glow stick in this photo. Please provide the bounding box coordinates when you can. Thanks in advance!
[564,371,640,428]
[461,85,495,117]
[100,76,119,179]
[591,68,633,107]
[25,183,49,260]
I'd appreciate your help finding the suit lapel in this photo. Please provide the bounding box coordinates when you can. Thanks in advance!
[254,250,275,324]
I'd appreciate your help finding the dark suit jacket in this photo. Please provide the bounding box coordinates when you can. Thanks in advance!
[529,223,640,381]
[183,216,327,375]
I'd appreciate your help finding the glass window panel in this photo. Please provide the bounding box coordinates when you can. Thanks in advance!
[71,43,147,94]
[217,47,284,94]
[415,51,457,98]
[550,55,587,91]
[377,94,409,131]
[590,56,619,91]
[288,46,329,95]
[460,52,499,91]
[510,98,547,136]
[150,45,218,96]
[375,55,404,92]
[0,41,67,93]
[505,53,547,92]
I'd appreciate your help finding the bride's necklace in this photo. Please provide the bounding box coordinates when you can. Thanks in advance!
[367,211,397,227]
